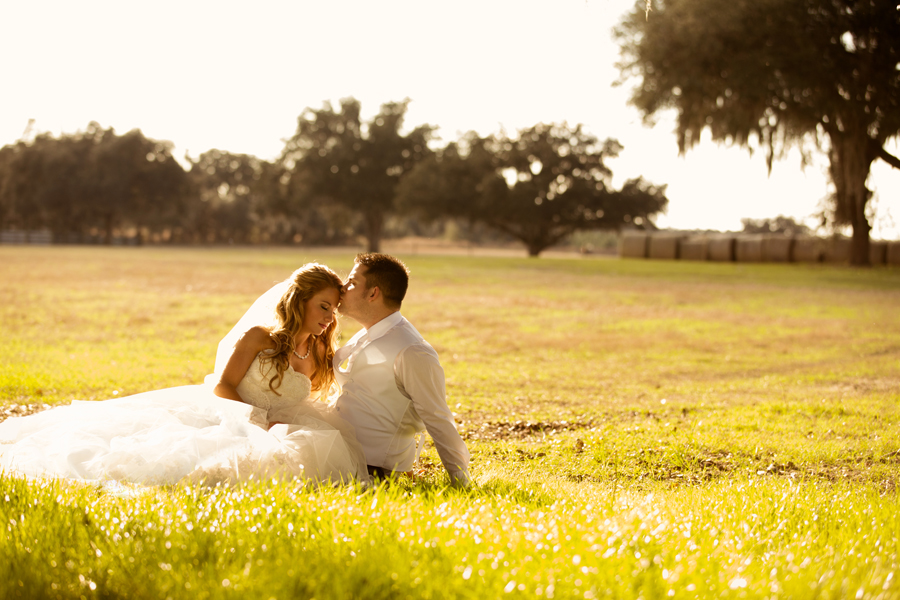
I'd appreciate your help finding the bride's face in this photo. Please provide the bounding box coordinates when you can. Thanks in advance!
[302,287,340,336]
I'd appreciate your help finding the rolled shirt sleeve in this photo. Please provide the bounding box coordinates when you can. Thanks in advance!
[395,344,471,486]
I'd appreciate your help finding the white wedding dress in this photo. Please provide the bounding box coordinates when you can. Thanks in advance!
[0,352,369,486]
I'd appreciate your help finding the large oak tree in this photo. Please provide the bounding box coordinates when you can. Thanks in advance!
[281,98,434,252]
[88,127,188,243]
[187,150,274,243]
[616,0,900,265]
[398,124,668,256]
[0,123,188,242]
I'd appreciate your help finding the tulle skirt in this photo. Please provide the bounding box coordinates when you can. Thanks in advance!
[0,385,368,487]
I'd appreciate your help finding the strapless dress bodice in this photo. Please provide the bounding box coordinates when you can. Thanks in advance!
[236,353,312,424]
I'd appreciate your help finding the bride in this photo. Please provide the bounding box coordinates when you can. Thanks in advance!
[0,263,370,486]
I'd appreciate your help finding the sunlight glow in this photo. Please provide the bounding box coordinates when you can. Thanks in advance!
[0,0,898,238]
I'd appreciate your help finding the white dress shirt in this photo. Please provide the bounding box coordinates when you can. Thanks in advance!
[333,312,470,485]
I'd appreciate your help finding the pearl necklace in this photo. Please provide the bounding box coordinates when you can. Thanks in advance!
[293,340,312,360]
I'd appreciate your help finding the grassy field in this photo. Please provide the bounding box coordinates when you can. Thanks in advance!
[1,246,898,599]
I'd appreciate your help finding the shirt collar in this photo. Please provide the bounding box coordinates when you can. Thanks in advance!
[362,311,404,344]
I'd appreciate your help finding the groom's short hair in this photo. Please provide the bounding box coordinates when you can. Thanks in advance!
[355,253,409,308]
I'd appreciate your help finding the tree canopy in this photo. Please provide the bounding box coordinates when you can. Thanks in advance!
[398,124,668,256]
[741,215,812,236]
[615,0,900,264]
[187,150,276,243]
[0,123,188,243]
[280,98,434,252]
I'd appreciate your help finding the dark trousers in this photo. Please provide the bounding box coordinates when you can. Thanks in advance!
[367,465,396,480]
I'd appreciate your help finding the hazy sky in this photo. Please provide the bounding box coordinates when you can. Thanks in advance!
[2,0,898,238]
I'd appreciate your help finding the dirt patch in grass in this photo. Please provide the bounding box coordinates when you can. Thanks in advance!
[0,402,53,423]
[461,415,899,492]
[461,419,597,441]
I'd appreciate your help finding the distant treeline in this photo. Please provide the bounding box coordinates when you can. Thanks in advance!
[0,99,668,256]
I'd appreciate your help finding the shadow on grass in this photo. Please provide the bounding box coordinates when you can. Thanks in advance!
[355,472,558,508]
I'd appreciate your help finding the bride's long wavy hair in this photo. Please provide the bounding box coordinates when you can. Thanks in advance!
[258,263,342,396]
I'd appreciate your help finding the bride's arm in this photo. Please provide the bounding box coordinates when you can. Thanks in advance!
[213,326,273,403]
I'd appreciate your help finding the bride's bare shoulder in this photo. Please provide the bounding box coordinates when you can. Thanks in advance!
[236,326,275,351]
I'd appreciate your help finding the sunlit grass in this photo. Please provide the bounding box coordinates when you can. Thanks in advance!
[1,474,897,599]
[1,246,899,598]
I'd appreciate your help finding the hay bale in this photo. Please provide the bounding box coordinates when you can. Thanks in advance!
[869,241,887,265]
[763,236,793,262]
[823,237,852,263]
[792,237,823,262]
[735,235,764,262]
[679,236,708,261]
[887,241,900,266]
[619,232,648,259]
[707,236,735,261]
[647,234,681,260]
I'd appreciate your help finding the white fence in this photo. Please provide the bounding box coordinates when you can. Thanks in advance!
[0,230,53,245]
[619,232,900,266]
[0,231,144,245]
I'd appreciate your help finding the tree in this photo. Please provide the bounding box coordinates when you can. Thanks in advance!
[281,98,435,252]
[87,127,188,243]
[33,133,94,238]
[615,0,900,265]
[272,163,361,246]
[395,132,497,224]
[0,137,52,232]
[0,123,188,242]
[187,150,270,243]
[398,124,668,256]
[741,215,812,236]
[0,145,10,230]
[0,128,100,236]
[187,150,332,244]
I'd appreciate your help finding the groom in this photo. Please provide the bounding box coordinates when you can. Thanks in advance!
[333,253,470,487]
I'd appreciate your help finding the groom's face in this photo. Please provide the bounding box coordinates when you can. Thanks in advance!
[339,263,368,319]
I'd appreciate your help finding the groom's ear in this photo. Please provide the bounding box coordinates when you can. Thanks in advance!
[366,286,381,302]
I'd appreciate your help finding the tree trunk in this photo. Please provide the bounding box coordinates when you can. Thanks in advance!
[364,210,383,253]
[525,228,572,257]
[525,232,560,257]
[850,188,872,267]
[829,129,874,266]
[103,212,115,245]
